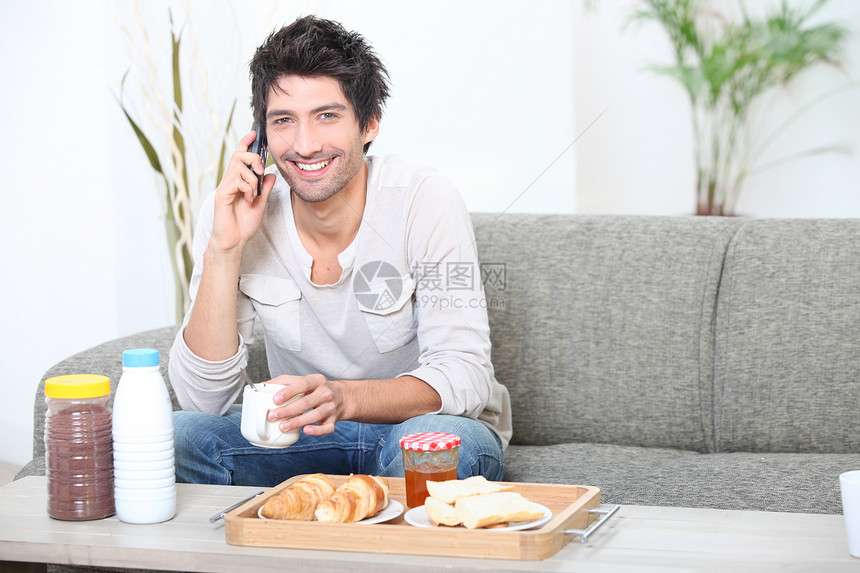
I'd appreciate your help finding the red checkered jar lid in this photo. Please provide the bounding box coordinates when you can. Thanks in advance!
[399,432,461,452]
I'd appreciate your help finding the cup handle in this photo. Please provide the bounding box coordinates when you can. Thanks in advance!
[257,409,270,441]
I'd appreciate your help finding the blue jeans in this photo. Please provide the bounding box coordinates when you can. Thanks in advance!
[174,405,505,486]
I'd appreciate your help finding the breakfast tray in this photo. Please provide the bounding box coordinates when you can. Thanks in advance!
[224,474,604,560]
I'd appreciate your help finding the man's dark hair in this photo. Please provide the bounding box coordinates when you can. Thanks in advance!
[250,15,390,152]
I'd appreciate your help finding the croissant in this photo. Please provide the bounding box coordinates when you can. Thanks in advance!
[260,473,336,520]
[314,474,390,523]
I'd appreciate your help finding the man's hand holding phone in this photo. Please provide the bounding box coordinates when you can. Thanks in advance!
[184,127,274,361]
[209,128,275,256]
[247,122,268,196]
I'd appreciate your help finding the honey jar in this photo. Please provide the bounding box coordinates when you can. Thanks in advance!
[400,432,460,507]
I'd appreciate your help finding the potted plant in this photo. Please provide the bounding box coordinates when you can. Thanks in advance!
[630,0,848,216]
[116,10,239,322]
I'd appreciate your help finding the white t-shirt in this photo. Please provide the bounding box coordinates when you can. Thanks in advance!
[168,155,512,447]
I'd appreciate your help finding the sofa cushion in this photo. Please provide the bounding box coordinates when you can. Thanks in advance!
[503,442,859,513]
[472,214,742,453]
[714,219,860,454]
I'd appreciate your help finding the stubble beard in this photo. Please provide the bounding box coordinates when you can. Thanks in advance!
[279,145,366,205]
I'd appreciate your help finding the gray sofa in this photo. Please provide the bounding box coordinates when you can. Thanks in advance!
[18,213,860,515]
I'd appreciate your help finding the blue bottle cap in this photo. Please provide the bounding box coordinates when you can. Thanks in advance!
[122,348,160,367]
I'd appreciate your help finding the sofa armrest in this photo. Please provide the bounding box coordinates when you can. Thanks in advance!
[16,323,269,480]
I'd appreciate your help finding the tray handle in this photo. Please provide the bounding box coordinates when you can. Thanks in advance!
[209,490,264,523]
[563,504,619,543]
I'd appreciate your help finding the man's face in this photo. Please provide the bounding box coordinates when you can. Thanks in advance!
[265,75,379,204]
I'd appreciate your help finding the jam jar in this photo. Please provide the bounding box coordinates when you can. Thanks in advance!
[400,432,460,507]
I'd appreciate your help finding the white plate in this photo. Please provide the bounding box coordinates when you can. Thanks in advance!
[403,503,552,531]
[360,500,404,524]
[257,499,404,524]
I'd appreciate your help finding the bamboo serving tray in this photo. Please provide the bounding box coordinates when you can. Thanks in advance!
[224,474,601,560]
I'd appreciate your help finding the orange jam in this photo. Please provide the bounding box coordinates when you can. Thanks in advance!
[399,432,461,507]
[404,463,458,508]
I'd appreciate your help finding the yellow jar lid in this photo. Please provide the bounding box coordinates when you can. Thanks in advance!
[45,374,111,399]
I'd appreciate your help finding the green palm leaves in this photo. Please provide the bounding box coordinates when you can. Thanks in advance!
[632,0,848,215]
[117,9,237,322]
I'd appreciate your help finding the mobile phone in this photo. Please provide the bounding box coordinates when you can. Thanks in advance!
[248,122,268,196]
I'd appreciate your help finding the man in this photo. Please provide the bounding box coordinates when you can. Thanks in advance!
[168,15,511,487]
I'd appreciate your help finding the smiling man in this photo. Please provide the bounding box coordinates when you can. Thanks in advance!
[167,15,511,487]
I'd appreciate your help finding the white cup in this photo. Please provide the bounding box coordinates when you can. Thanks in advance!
[841,470,860,557]
[240,383,303,448]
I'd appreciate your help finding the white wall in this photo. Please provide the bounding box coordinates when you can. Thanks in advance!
[1,2,119,465]
[2,0,858,468]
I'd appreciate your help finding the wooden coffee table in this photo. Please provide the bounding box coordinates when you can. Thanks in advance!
[0,476,854,571]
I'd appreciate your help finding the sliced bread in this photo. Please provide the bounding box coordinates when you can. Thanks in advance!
[424,496,460,526]
[425,475,514,504]
[455,491,545,529]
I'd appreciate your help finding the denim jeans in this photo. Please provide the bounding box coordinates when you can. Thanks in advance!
[174,405,505,486]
